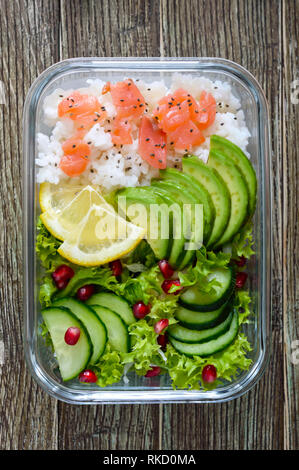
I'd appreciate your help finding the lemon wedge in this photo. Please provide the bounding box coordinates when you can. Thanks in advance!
[40,185,115,241]
[57,204,146,266]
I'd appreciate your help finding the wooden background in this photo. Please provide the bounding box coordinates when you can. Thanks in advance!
[0,0,298,450]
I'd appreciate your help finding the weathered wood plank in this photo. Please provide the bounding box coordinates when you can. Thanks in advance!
[160,0,284,450]
[60,0,161,59]
[282,0,299,451]
[57,0,162,451]
[0,0,60,450]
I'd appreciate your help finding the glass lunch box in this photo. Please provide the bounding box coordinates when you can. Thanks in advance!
[23,58,272,404]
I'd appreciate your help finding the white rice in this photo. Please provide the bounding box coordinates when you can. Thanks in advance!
[36,73,251,191]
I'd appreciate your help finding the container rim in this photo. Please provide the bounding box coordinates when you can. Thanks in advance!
[23,57,272,404]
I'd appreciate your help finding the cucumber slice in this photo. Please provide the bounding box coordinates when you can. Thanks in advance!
[159,168,215,244]
[169,310,239,357]
[179,266,235,311]
[52,297,107,364]
[42,306,92,381]
[86,292,135,325]
[207,149,249,247]
[90,305,129,353]
[174,300,230,330]
[168,311,233,343]
[182,156,231,248]
[210,135,257,217]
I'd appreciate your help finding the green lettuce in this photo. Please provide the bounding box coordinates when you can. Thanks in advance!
[122,319,162,375]
[164,332,252,390]
[93,344,124,387]
[230,220,255,260]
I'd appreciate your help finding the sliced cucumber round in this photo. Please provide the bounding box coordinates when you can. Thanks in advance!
[175,300,230,330]
[168,311,233,343]
[52,297,107,364]
[90,305,130,353]
[86,292,135,325]
[169,310,239,357]
[42,306,93,381]
[179,266,235,312]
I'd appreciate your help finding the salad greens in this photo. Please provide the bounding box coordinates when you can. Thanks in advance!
[37,218,255,390]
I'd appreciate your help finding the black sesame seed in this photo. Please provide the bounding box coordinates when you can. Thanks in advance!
[190,129,193,132]
[59,94,64,98]
[72,144,76,148]
[220,123,224,126]
[145,138,150,142]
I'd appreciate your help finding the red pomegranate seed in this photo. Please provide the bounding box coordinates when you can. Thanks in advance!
[55,279,69,290]
[78,369,98,383]
[157,333,168,350]
[158,259,175,279]
[64,326,81,345]
[161,279,182,295]
[235,272,248,288]
[234,256,247,267]
[154,318,169,334]
[145,366,161,378]
[52,264,74,289]
[133,301,151,319]
[202,364,217,383]
[77,284,95,301]
[109,259,122,276]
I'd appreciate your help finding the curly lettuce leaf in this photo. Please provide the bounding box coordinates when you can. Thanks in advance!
[93,344,124,387]
[178,247,231,295]
[36,218,65,272]
[230,220,255,260]
[122,319,162,375]
[164,332,252,390]
[235,289,252,324]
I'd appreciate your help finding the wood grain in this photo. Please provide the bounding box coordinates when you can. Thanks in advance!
[0,0,297,450]
[161,0,284,450]
[0,0,60,450]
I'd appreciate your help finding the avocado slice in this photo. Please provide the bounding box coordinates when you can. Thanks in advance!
[117,187,170,260]
[182,156,231,248]
[149,182,195,268]
[210,135,257,217]
[139,185,189,268]
[207,149,249,247]
[159,168,215,244]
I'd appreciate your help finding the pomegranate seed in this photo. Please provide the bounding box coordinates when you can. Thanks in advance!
[157,333,168,350]
[64,326,81,345]
[109,259,122,276]
[234,256,247,267]
[145,366,161,378]
[158,259,175,279]
[78,369,98,383]
[55,279,69,290]
[52,264,74,289]
[154,318,169,334]
[235,272,248,288]
[202,364,217,383]
[161,279,182,295]
[133,301,151,319]
[77,284,95,301]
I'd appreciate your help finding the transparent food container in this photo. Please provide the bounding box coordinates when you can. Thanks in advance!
[23,58,271,404]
